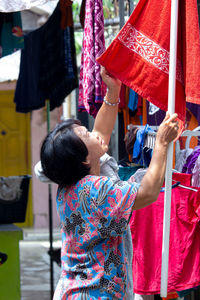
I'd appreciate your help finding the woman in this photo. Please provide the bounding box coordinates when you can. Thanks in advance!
[40,67,179,299]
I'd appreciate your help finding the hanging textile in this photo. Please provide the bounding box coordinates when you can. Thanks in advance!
[129,172,200,295]
[128,89,138,115]
[182,146,200,174]
[14,2,78,112]
[97,0,200,125]
[78,0,106,118]
[192,155,200,187]
[0,12,24,58]
[0,0,55,13]
[0,175,31,224]
[60,0,73,29]
[132,125,154,167]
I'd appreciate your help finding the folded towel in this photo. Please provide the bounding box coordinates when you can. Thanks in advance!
[97,0,200,125]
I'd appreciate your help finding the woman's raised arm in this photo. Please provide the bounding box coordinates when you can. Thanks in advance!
[93,66,121,146]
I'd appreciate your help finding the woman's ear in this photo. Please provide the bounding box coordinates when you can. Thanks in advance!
[83,156,90,166]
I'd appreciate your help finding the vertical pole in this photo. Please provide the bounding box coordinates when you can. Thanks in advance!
[113,0,125,162]
[119,0,125,28]
[160,0,179,297]
[129,0,134,15]
[46,100,54,299]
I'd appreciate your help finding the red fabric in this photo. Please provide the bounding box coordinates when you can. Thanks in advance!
[162,293,179,300]
[119,83,126,109]
[79,0,86,29]
[60,0,73,28]
[129,173,200,294]
[97,0,200,125]
[136,95,143,116]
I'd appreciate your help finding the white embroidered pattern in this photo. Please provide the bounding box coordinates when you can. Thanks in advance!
[118,23,184,85]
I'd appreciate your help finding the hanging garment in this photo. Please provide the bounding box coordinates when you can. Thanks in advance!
[118,165,141,181]
[78,0,106,118]
[175,148,193,173]
[79,0,86,29]
[130,172,200,295]
[14,2,78,112]
[182,146,200,174]
[134,295,154,300]
[60,0,73,29]
[192,155,200,187]
[132,125,154,167]
[0,175,31,224]
[0,12,24,58]
[162,292,179,300]
[119,84,127,109]
[0,176,23,201]
[136,95,143,124]
[0,0,55,12]
[131,168,147,184]
[128,89,138,116]
[97,0,200,125]
[177,287,200,298]
[147,101,166,128]
[148,103,160,115]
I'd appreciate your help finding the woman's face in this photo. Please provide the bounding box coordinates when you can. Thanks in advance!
[74,126,108,161]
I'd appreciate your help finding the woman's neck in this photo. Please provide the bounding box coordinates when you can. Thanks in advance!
[89,161,100,176]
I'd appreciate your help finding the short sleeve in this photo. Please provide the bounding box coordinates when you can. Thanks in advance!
[87,176,139,237]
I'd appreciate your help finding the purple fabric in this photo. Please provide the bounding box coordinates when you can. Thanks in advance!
[182,146,200,174]
[78,0,106,118]
[192,156,200,187]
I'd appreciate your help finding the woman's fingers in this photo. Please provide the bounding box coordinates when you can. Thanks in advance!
[164,112,178,124]
[100,66,121,90]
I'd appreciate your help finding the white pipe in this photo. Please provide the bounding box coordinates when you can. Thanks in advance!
[160,0,179,297]
[62,96,71,120]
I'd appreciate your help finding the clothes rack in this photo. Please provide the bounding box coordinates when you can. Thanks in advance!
[46,100,54,299]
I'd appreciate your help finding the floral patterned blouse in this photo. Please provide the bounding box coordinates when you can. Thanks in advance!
[53,175,139,300]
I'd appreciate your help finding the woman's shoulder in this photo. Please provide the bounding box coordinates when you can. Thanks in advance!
[56,175,114,205]
[77,174,113,188]
[58,175,113,192]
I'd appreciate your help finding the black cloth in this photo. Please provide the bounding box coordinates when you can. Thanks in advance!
[0,175,31,224]
[118,112,128,161]
[14,3,78,112]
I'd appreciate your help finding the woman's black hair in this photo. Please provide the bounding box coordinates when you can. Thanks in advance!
[40,119,91,187]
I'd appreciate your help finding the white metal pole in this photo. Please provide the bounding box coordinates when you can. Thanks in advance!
[62,95,71,120]
[160,0,179,297]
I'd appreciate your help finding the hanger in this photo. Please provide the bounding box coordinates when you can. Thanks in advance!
[160,180,198,192]
[160,181,180,192]
[159,170,199,192]
[171,171,199,192]
[184,126,200,149]
[178,184,198,192]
